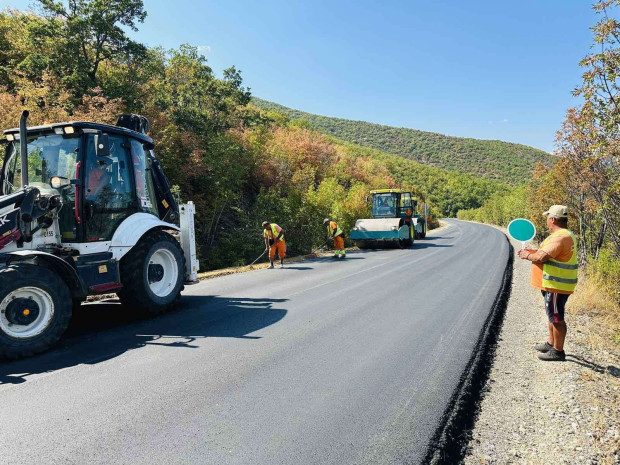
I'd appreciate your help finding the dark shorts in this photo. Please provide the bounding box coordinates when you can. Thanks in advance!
[542,290,569,323]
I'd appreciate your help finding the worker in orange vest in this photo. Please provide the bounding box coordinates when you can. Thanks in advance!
[262,221,286,268]
[324,218,346,258]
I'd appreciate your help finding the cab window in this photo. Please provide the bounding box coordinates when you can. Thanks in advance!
[130,139,158,217]
[3,134,79,194]
[372,193,396,217]
[83,133,137,241]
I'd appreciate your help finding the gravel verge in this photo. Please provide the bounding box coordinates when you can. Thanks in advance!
[464,231,620,465]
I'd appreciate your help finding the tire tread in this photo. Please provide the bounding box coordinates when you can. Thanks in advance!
[117,229,185,316]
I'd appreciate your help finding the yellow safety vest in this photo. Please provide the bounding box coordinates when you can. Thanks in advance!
[327,221,343,238]
[541,229,578,293]
[264,224,284,241]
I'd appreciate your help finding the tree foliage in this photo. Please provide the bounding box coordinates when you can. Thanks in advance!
[459,0,620,307]
[35,0,147,96]
[0,6,513,270]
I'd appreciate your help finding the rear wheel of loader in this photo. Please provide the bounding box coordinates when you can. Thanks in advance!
[118,230,185,316]
[0,264,72,360]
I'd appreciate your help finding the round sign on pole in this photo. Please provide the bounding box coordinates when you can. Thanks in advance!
[507,218,536,248]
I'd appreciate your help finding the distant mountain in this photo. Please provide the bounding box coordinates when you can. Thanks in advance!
[252,98,555,186]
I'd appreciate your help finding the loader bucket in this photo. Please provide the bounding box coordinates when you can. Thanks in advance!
[350,218,410,249]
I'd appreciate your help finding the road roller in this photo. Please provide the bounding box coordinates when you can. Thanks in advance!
[350,189,426,249]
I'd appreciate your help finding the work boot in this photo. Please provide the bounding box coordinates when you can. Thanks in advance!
[332,254,339,259]
[279,263,285,269]
[534,342,554,352]
[538,348,566,361]
[268,264,274,269]
[339,254,346,259]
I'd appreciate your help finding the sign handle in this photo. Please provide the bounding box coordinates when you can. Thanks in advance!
[521,242,526,250]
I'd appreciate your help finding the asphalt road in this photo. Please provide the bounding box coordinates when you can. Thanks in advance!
[0,219,509,465]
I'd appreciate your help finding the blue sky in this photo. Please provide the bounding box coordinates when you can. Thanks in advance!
[1,1,600,152]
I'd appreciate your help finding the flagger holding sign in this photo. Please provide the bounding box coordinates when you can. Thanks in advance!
[512,206,579,362]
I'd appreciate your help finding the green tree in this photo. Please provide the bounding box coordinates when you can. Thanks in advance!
[35,0,147,95]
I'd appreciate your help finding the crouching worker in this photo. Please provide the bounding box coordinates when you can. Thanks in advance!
[263,221,286,269]
[323,218,346,258]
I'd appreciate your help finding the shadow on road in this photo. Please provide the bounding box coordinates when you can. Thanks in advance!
[0,295,287,386]
[413,242,453,249]
[304,255,366,262]
[566,354,620,378]
[351,248,400,254]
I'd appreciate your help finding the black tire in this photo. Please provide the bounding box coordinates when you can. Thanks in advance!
[117,229,185,316]
[0,264,72,360]
[355,240,369,250]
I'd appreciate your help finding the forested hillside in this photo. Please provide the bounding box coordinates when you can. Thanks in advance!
[252,98,555,185]
[0,4,506,270]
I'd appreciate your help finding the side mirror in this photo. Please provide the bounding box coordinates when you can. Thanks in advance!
[365,196,369,203]
[50,176,71,189]
[94,133,110,157]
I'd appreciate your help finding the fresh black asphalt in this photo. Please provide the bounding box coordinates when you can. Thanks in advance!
[0,219,509,464]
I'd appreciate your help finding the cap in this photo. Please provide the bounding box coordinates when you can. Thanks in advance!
[262,221,269,228]
[543,205,568,218]
[323,218,330,224]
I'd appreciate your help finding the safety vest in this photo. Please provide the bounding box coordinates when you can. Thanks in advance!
[541,229,578,293]
[264,224,284,241]
[327,221,343,238]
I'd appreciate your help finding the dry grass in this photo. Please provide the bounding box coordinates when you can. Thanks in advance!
[568,271,620,350]
[566,271,620,464]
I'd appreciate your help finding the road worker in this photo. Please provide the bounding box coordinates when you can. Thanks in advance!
[262,221,286,269]
[324,218,346,258]
[517,205,578,362]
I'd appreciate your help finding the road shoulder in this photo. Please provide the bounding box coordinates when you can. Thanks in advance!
[464,232,620,464]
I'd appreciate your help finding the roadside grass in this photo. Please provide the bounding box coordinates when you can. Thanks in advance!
[567,264,620,464]
[568,265,620,350]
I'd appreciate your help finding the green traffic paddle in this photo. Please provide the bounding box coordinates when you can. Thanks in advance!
[507,218,536,249]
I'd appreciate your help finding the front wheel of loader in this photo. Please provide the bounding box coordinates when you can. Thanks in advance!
[0,264,72,360]
[118,230,185,316]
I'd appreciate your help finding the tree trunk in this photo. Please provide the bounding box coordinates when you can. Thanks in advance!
[594,220,607,261]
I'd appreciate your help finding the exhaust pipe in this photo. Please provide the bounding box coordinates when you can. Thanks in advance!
[19,110,29,187]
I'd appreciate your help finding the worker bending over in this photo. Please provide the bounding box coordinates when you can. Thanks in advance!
[324,218,346,258]
[263,221,286,269]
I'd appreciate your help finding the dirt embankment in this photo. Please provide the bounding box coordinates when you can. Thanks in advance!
[464,233,620,465]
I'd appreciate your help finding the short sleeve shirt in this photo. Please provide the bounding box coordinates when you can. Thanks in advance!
[531,229,576,294]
